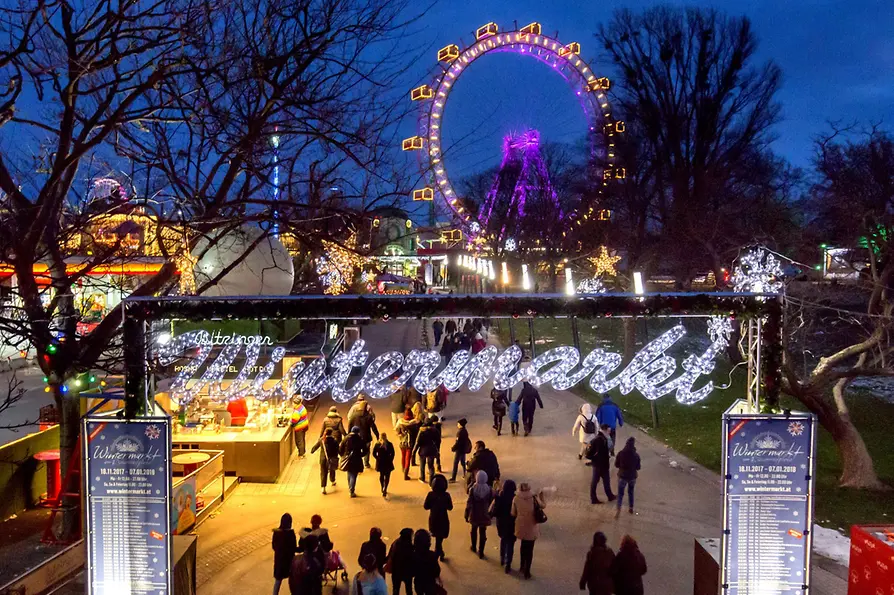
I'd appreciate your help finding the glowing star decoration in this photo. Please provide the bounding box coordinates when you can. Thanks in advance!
[504,238,517,252]
[156,321,733,406]
[587,246,621,277]
[316,237,364,295]
[731,247,784,294]
[577,276,606,294]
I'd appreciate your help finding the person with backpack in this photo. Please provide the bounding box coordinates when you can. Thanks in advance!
[491,388,509,436]
[311,428,340,495]
[288,533,325,595]
[490,479,517,574]
[351,552,387,595]
[465,440,500,488]
[465,470,495,559]
[319,406,347,444]
[508,397,520,436]
[372,433,395,498]
[612,535,648,595]
[450,417,472,482]
[595,395,624,456]
[586,425,615,505]
[572,403,597,461]
[423,474,453,561]
[348,396,379,469]
[614,437,642,518]
[385,528,415,595]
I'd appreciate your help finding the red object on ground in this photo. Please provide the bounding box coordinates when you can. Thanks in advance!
[848,525,894,594]
[227,398,248,426]
[34,449,61,502]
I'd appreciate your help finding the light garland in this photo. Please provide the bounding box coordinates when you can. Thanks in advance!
[156,320,732,406]
[731,247,784,294]
[504,238,517,252]
[577,276,606,294]
[588,246,621,277]
[316,237,364,295]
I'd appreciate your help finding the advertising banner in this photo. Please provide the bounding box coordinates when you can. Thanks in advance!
[84,417,172,595]
[721,406,816,595]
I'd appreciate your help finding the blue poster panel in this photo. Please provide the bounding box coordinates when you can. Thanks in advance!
[721,410,816,595]
[84,417,172,595]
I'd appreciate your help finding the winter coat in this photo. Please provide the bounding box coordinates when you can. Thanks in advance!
[413,425,439,459]
[358,538,387,575]
[572,403,597,444]
[373,441,395,474]
[465,474,494,527]
[466,448,500,483]
[411,401,425,424]
[508,400,520,423]
[451,426,471,454]
[424,389,444,414]
[272,528,297,579]
[290,403,309,433]
[517,383,544,413]
[390,388,408,414]
[386,532,415,579]
[311,435,339,467]
[445,320,457,334]
[490,487,517,539]
[339,433,367,474]
[491,390,509,416]
[579,545,615,594]
[412,549,441,594]
[615,445,641,481]
[432,320,444,334]
[396,420,413,450]
[424,476,453,538]
[612,545,648,595]
[596,399,624,429]
[587,432,611,470]
[320,412,347,443]
[351,572,387,595]
[512,490,545,541]
[288,550,325,595]
[439,334,454,358]
[348,402,379,443]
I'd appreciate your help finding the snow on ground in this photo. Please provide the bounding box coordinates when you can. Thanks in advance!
[850,376,894,403]
[813,524,851,565]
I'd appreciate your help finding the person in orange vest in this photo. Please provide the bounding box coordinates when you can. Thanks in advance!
[291,399,309,457]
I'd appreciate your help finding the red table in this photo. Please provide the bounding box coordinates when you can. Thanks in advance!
[34,449,61,502]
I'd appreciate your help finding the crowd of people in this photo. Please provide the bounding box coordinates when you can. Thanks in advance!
[272,319,650,593]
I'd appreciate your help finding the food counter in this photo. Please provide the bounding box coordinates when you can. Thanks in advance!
[172,425,292,483]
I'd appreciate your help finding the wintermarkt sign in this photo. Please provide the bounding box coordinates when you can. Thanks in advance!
[721,402,817,595]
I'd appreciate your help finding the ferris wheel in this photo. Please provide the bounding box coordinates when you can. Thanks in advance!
[403,21,626,227]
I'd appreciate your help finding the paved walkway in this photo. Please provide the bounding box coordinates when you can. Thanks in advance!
[195,320,847,595]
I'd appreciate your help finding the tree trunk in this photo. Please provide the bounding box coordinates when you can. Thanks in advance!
[827,411,889,490]
[622,318,637,364]
[55,386,83,541]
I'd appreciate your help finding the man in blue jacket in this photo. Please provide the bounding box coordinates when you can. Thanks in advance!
[595,395,623,456]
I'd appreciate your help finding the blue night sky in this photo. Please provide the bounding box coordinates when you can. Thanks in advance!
[399,0,894,184]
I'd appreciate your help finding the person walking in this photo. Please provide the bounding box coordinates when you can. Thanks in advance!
[358,528,387,576]
[508,397,520,436]
[412,419,438,484]
[516,381,544,436]
[465,470,495,559]
[385,528,415,595]
[490,479,517,574]
[595,395,624,456]
[320,406,347,444]
[490,388,509,436]
[471,332,486,353]
[290,399,310,457]
[572,403,598,461]
[445,319,457,335]
[449,418,472,482]
[412,530,442,595]
[612,535,647,595]
[339,427,367,498]
[311,428,340,495]
[373,433,396,498]
[409,397,425,465]
[614,437,641,518]
[390,384,410,429]
[348,396,379,469]
[586,425,615,505]
[579,531,615,595]
[288,533,325,595]
[512,483,546,580]
[432,319,444,346]
[272,513,298,595]
[352,553,388,595]
[429,414,444,473]
[598,423,614,456]
[396,408,414,481]
[465,440,500,489]
[423,474,453,561]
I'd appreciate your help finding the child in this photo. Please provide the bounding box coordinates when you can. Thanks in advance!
[508,398,520,436]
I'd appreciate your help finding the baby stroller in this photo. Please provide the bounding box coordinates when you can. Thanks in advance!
[322,550,348,592]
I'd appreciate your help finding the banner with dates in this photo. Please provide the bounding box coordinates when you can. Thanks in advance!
[84,417,172,595]
[721,407,817,595]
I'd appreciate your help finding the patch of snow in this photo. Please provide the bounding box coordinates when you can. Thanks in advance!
[813,524,850,565]
[669,460,680,468]
[850,376,894,403]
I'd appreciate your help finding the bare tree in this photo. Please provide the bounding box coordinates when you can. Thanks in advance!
[0,0,420,539]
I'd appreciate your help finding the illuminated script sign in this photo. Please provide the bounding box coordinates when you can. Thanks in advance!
[157,317,734,405]
[84,417,172,595]
[721,409,816,594]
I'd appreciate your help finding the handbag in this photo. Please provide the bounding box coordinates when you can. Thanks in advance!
[339,454,351,471]
[533,497,547,524]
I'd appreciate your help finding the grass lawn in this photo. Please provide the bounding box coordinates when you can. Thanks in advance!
[492,317,894,531]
